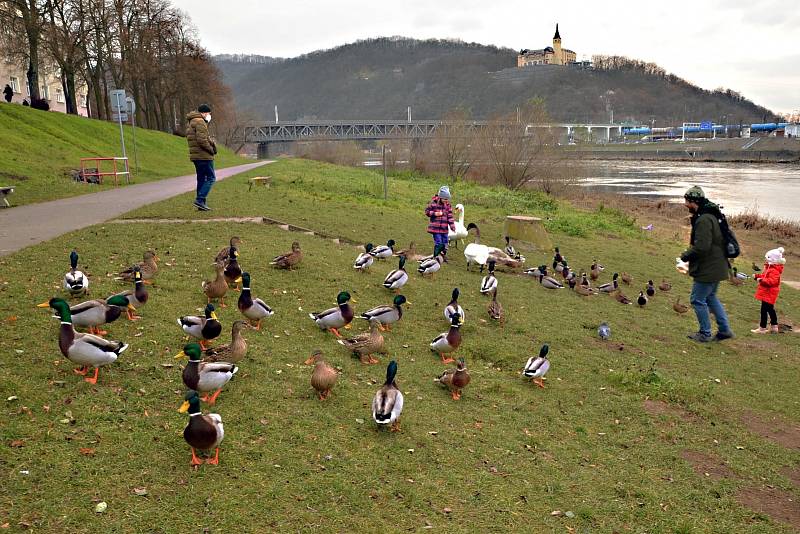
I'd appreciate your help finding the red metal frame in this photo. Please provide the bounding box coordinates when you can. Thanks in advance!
[79,157,130,185]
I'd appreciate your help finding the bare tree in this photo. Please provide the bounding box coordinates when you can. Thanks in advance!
[0,0,49,101]
[431,108,474,182]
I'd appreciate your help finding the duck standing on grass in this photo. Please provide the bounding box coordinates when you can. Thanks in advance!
[487,287,504,323]
[370,239,396,260]
[223,246,243,291]
[359,294,407,331]
[237,272,274,331]
[637,291,648,307]
[383,255,409,292]
[430,312,462,364]
[177,343,238,405]
[338,318,385,364]
[354,244,375,272]
[271,241,303,270]
[178,304,222,349]
[659,279,672,292]
[444,288,465,324]
[41,295,129,336]
[37,298,128,384]
[202,262,229,307]
[418,244,445,277]
[673,297,689,315]
[309,291,355,338]
[523,344,550,388]
[480,260,498,295]
[305,350,338,400]
[106,266,148,320]
[215,236,241,265]
[646,280,656,297]
[64,250,89,297]
[179,390,224,466]
[436,358,470,400]
[597,273,619,293]
[552,247,565,270]
[204,320,252,364]
[373,360,404,431]
[116,250,158,284]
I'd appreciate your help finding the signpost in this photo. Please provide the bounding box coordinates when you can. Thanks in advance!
[109,89,129,183]
[126,96,139,173]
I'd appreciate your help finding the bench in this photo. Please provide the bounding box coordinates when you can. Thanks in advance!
[248,176,272,191]
[0,186,14,208]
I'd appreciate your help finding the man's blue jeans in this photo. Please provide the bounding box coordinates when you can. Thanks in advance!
[690,281,731,336]
[193,160,216,205]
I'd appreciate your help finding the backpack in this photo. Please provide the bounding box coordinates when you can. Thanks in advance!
[715,210,740,259]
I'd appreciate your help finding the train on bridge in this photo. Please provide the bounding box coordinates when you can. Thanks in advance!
[621,122,790,140]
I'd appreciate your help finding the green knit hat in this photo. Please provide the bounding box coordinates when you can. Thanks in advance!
[684,186,706,202]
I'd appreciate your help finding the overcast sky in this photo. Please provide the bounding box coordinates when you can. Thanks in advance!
[172,0,799,115]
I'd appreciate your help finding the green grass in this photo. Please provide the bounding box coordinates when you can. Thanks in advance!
[1,159,799,532]
[0,104,247,205]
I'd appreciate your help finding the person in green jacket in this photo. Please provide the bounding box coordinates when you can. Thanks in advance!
[186,104,217,211]
[680,186,734,342]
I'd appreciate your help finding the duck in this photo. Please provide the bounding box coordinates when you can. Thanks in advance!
[447,204,469,249]
[444,288,465,324]
[37,298,128,384]
[646,280,656,297]
[751,262,762,273]
[179,389,224,466]
[430,312,462,364]
[560,262,571,279]
[637,291,648,307]
[555,261,566,273]
[589,259,604,281]
[659,279,672,292]
[41,295,129,336]
[176,343,238,405]
[370,239,396,260]
[733,267,749,280]
[565,270,577,289]
[575,284,597,296]
[418,244,445,277]
[178,304,223,349]
[105,265,148,320]
[202,261,229,307]
[488,248,525,269]
[270,241,302,270]
[540,272,565,289]
[524,265,546,278]
[597,273,619,293]
[435,357,471,400]
[383,255,409,291]
[504,236,522,260]
[358,295,407,331]
[621,272,632,286]
[237,272,274,330]
[304,350,338,400]
[615,291,633,305]
[480,260,498,294]
[223,246,243,290]
[396,241,427,262]
[373,360,404,431]
[215,236,241,265]
[204,320,252,364]
[552,247,565,270]
[464,223,490,272]
[354,244,375,272]
[523,344,550,388]
[673,297,689,315]
[337,318,385,364]
[116,250,158,284]
[63,250,89,297]
[487,287,504,323]
[308,291,355,338]
[580,272,591,287]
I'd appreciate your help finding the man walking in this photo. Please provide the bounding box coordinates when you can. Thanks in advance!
[680,186,734,342]
[3,84,13,103]
[186,104,216,211]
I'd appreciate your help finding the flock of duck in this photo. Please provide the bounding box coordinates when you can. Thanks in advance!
[41,218,698,466]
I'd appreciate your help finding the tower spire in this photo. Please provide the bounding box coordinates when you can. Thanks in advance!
[553,23,561,40]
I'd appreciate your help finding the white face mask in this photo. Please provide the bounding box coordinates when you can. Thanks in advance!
[204,114,211,123]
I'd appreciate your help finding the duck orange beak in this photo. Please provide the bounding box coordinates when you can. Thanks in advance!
[178,401,190,413]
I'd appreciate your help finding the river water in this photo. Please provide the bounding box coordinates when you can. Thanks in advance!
[574,161,800,221]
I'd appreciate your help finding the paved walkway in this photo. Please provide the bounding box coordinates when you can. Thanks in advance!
[0,161,270,257]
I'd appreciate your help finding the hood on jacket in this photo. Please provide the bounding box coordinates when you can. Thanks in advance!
[186,110,204,122]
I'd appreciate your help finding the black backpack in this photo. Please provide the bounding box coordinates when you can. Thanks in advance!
[715,210,740,259]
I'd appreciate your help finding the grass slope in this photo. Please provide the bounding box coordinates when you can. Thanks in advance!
[1,159,798,532]
[0,104,247,206]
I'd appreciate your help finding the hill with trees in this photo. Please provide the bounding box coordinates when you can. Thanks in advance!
[216,37,777,125]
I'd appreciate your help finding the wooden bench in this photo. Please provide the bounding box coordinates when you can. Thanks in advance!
[0,186,14,208]
[248,176,272,191]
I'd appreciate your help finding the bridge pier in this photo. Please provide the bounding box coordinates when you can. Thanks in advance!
[258,141,295,159]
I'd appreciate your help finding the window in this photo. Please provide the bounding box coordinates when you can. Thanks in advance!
[80,94,87,107]
[56,88,64,103]
[40,85,50,100]
[9,76,20,93]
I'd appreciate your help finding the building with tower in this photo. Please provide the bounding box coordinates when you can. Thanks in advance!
[517,24,577,67]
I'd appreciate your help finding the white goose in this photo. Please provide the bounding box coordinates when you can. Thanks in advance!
[464,223,490,272]
[447,204,469,248]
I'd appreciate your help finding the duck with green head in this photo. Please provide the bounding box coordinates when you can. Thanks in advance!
[178,304,222,349]
[106,266,148,320]
[370,239,396,260]
[383,255,408,292]
[372,360,404,431]
[429,312,463,364]
[237,272,274,331]
[39,294,129,336]
[308,291,355,338]
[179,389,224,466]
[418,244,445,277]
[37,298,128,384]
[63,250,89,297]
[176,343,238,405]
[354,244,375,272]
[358,294,408,331]
[223,246,243,291]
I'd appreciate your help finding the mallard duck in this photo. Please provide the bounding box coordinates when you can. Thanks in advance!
[524,265,546,278]
[615,291,633,305]
[309,291,355,338]
[504,236,522,260]
[223,246,243,290]
[589,259,604,281]
[580,272,591,287]
[447,204,469,249]
[202,261,229,307]
[729,270,744,286]
[41,295,129,336]
[237,272,274,330]
[575,284,597,296]
[64,250,89,297]
[270,241,303,270]
[621,272,632,285]
[370,239,396,259]
[396,241,426,262]
[659,279,672,292]
[337,318,385,364]
[418,244,445,277]
[37,298,128,384]
[560,262,571,280]
[176,343,238,405]
[435,357,470,400]
[215,236,242,265]
[430,312,462,364]
[480,260,498,294]
[598,322,611,340]
[552,247,565,270]
[637,291,648,307]
[646,280,656,297]
[106,265,148,320]
[523,344,550,388]
[358,295,407,331]
[555,261,566,273]
[383,255,409,291]
[178,304,222,349]
[373,360,404,431]
[179,389,224,466]
[487,287,504,323]
[464,223,490,272]
[444,288,465,324]
[116,250,158,284]
[565,270,577,289]
[204,320,252,364]
[751,262,761,273]
[304,350,338,400]
[733,267,749,280]
[540,273,565,289]
[488,248,525,269]
[673,297,689,315]
[354,244,375,272]
[597,273,619,293]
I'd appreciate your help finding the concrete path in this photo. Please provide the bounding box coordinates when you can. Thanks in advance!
[0,161,270,257]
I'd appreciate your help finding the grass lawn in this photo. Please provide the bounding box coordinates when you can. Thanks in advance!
[0,104,247,206]
[1,159,799,532]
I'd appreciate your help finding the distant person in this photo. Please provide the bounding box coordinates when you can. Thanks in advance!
[3,84,13,103]
[424,185,455,259]
[22,98,29,106]
[751,247,785,334]
[680,186,734,342]
[31,97,49,111]
[186,103,217,211]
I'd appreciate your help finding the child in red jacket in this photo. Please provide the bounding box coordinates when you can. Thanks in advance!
[424,185,455,257]
[751,247,785,334]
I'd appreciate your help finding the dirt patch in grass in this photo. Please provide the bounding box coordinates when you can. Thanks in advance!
[680,450,737,481]
[0,171,29,181]
[730,338,781,352]
[736,486,800,530]
[781,466,800,488]
[643,400,699,422]
[593,338,645,355]
[740,410,800,450]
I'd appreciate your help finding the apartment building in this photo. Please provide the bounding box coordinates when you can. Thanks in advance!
[1,58,89,116]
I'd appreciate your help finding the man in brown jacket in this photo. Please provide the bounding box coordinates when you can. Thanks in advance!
[187,104,217,210]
